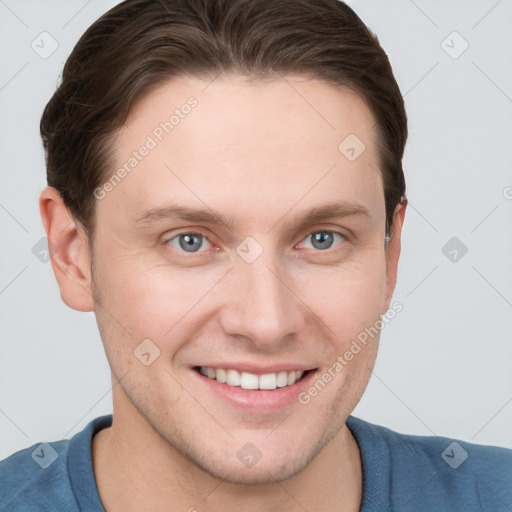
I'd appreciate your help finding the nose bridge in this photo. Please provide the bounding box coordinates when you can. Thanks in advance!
[220,243,302,346]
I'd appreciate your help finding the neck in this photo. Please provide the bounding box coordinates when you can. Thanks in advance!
[92,406,362,512]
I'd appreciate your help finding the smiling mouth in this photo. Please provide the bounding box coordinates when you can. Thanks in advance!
[194,366,313,390]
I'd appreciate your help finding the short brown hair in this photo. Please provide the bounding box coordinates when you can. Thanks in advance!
[40,0,407,240]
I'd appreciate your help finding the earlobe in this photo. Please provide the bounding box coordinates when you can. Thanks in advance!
[39,186,95,312]
[383,198,407,312]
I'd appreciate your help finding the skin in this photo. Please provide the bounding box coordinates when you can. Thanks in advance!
[40,74,406,512]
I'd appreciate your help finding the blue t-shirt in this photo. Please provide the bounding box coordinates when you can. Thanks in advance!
[1,414,511,511]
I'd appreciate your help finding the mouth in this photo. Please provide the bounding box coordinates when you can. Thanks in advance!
[193,366,313,390]
[191,363,318,412]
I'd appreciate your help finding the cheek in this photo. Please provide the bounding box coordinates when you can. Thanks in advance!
[93,251,224,346]
[92,261,202,399]
[294,251,388,338]
[93,235,388,356]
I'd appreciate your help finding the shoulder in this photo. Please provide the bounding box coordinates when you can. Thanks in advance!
[0,415,112,511]
[347,416,512,512]
[0,438,77,511]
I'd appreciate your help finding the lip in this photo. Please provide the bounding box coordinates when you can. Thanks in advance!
[191,366,318,412]
[192,363,316,374]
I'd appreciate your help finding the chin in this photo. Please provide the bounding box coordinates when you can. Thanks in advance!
[176,425,335,486]
[194,452,312,485]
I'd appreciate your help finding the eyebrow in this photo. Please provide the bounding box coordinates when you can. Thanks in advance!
[132,201,371,231]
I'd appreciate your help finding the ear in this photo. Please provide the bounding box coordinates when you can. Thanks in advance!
[383,198,407,312]
[39,186,94,312]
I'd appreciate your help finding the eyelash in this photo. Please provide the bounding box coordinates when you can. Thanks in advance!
[164,230,347,254]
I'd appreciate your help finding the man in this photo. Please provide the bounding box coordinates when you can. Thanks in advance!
[1,0,510,510]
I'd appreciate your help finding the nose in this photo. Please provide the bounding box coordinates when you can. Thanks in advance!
[218,247,305,351]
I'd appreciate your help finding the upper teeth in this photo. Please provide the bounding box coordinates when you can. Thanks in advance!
[199,367,304,390]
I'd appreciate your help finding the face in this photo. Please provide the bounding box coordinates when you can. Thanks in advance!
[88,74,403,483]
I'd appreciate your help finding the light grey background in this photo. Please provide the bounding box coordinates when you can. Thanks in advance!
[1,0,511,459]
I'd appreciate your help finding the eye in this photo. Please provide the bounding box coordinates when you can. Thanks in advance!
[301,231,345,251]
[166,232,211,253]
[165,230,344,254]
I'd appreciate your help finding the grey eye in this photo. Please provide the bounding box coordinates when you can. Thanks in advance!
[304,231,343,251]
[167,233,210,253]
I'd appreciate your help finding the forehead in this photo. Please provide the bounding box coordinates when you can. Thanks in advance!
[101,74,383,231]
[120,73,378,158]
